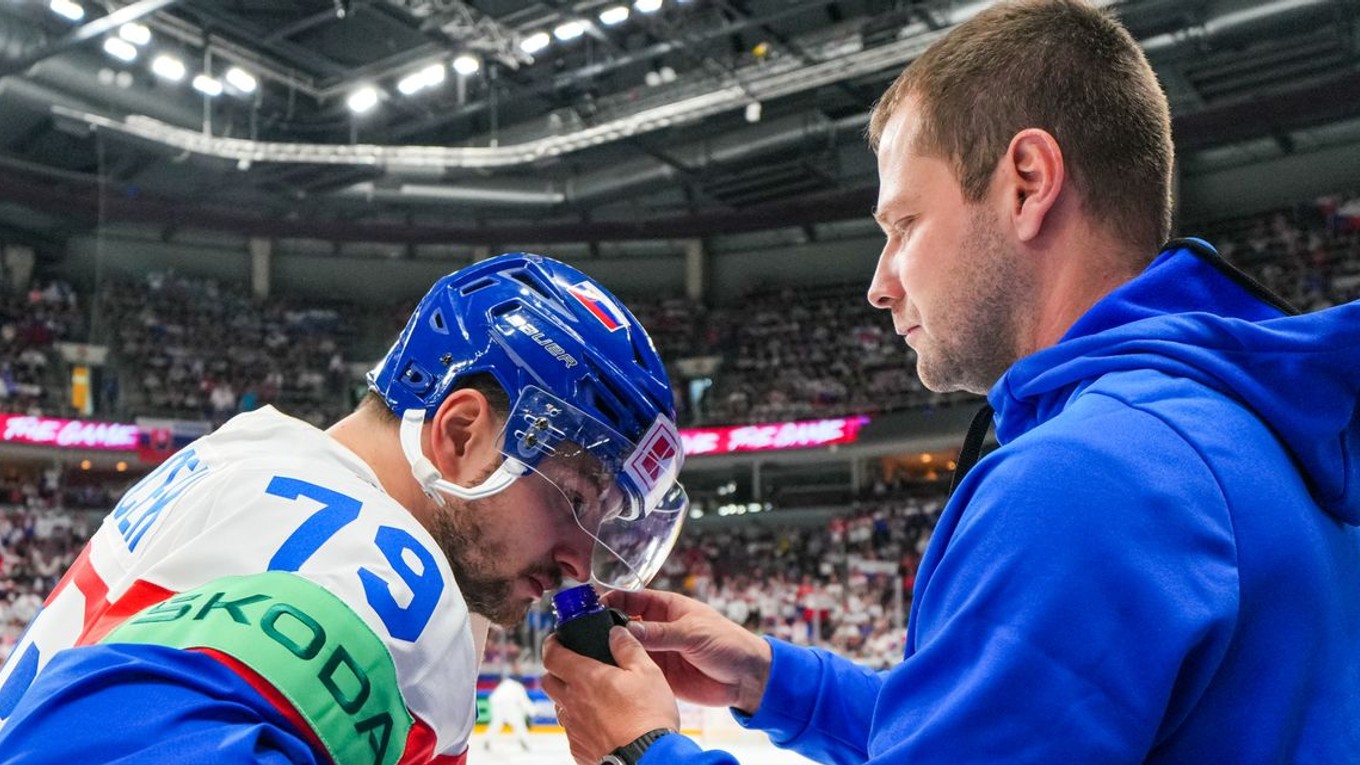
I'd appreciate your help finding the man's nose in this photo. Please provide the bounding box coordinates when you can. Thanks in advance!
[554,537,592,583]
[867,243,902,309]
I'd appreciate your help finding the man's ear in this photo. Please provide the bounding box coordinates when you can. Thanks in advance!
[428,388,502,484]
[1002,128,1065,243]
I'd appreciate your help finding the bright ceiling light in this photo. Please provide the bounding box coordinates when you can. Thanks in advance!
[398,62,446,95]
[419,62,446,87]
[397,71,425,95]
[599,5,630,25]
[634,0,663,13]
[118,23,151,46]
[192,74,223,97]
[151,55,186,82]
[347,86,380,114]
[554,20,586,41]
[102,38,138,63]
[48,0,84,21]
[225,66,257,94]
[520,31,550,54]
[452,54,480,75]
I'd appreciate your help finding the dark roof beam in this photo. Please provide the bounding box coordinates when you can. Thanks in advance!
[619,137,730,211]
[387,0,833,142]
[264,7,342,44]
[710,0,873,106]
[0,0,187,78]
[180,3,349,80]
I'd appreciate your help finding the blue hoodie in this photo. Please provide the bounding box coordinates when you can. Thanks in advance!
[646,240,1360,765]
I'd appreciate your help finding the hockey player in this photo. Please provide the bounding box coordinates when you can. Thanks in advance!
[0,253,688,764]
[483,670,535,753]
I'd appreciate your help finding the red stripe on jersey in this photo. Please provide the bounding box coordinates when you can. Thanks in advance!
[400,714,467,765]
[57,544,178,646]
[199,648,466,765]
[43,542,91,606]
[192,647,333,763]
[79,577,176,644]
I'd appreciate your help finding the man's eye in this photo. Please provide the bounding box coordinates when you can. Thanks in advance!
[567,494,596,523]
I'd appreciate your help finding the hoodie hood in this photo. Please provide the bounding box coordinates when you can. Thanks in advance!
[991,239,1360,524]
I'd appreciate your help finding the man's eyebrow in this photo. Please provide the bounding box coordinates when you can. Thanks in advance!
[872,192,919,229]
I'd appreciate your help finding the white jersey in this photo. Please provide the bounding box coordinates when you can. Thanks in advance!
[0,407,483,764]
[488,677,535,717]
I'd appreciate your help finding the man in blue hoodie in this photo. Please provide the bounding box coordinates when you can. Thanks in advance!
[541,1,1360,763]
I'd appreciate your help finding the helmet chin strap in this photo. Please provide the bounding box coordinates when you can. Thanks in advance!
[400,409,525,507]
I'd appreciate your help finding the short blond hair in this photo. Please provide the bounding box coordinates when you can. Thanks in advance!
[869,0,1174,254]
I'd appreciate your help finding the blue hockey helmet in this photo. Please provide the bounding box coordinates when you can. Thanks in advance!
[368,253,687,590]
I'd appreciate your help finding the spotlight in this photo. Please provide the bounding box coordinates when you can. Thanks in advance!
[102,38,138,63]
[520,31,550,54]
[49,0,84,21]
[635,0,662,13]
[225,66,257,94]
[452,54,480,75]
[192,74,223,97]
[398,62,447,95]
[151,55,186,82]
[554,20,585,41]
[346,86,380,114]
[119,23,152,46]
[599,5,630,25]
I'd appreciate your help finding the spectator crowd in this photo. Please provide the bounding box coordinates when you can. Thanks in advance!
[99,273,353,427]
[0,473,100,664]
[2,197,1360,671]
[0,280,84,418]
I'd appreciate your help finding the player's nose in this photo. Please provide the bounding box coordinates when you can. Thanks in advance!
[553,535,591,583]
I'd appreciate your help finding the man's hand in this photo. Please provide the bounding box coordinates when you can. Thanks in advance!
[542,627,680,765]
[604,589,772,715]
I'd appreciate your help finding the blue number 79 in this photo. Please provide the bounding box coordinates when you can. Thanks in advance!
[265,476,443,642]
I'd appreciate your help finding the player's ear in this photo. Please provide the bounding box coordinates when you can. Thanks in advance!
[1002,127,1065,243]
[428,388,502,483]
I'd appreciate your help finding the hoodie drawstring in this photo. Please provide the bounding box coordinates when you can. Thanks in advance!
[949,403,995,498]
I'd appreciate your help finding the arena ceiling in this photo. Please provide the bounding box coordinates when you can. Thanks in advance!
[0,0,1357,246]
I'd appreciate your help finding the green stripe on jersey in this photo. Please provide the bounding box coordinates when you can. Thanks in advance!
[104,572,412,765]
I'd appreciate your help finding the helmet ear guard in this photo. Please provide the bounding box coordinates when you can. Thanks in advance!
[399,408,526,507]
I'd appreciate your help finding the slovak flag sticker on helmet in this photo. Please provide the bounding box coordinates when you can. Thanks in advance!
[567,280,630,332]
[625,416,683,516]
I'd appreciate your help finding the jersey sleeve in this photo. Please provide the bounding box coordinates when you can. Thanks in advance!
[0,571,416,765]
[0,642,324,765]
[733,637,884,765]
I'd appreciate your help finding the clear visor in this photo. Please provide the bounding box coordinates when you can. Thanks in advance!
[496,386,688,590]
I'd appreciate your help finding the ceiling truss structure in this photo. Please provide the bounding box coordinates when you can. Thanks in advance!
[0,0,1355,245]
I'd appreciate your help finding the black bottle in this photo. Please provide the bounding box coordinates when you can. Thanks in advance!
[552,583,629,666]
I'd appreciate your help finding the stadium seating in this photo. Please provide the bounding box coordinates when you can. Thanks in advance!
[3,200,1360,667]
[97,273,354,427]
[0,281,84,418]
